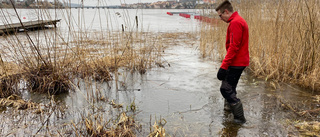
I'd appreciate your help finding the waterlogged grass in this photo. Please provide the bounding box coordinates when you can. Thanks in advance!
[0,8,195,134]
[295,121,320,136]
[0,94,39,110]
[0,2,201,135]
[149,118,167,137]
[72,111,139,136]
[0,74,20,98]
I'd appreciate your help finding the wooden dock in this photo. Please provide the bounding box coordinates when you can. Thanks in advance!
[0,19,61,35]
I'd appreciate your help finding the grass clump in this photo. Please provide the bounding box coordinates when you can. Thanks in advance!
[24,63,71,95]
[76,59,113,82]
[295,121,320,136]
[71,111,139,137]
[0,74,21,98]
[149,118,167,137]
[0,59,21,98]
[0,94,38,110]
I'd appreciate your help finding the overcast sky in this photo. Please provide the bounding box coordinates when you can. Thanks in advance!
[56,0,164,6]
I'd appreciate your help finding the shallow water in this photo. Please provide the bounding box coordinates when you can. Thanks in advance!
[33,43,315,136]
[0,37,318,136]
[121,44,311,136]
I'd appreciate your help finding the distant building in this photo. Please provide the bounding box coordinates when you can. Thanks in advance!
[150,1,168,9]
[203,0,216,4]
[121,4,128,8]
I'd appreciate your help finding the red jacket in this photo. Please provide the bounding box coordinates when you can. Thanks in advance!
[220,11,249,70]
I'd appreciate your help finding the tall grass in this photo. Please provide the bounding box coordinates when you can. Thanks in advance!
[200,0,320,92]
[0,1,167,95]
[0,0,174,136]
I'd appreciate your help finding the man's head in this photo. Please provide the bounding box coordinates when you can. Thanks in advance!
[215,1,234,23]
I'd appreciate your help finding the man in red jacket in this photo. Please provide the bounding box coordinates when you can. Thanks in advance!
[216,0,249,124]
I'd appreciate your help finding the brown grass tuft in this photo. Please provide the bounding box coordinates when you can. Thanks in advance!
[0,94,38,110]
[0,74,21,98]
[77,112,138,137]
[149,118,167,137]
[295,121,320,136]
[24,64,71,95]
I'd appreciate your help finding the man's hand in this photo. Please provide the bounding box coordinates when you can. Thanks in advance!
[217,68,227,80]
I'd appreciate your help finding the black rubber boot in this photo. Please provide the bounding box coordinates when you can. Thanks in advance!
[224,100,231,112]
[230,101,246,124]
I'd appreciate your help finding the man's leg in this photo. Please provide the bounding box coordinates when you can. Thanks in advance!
[220,67,244,103]
[220,67,246,124]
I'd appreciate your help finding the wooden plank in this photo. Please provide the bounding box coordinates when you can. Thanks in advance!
[166,12,196,15]
[0,19,61,35]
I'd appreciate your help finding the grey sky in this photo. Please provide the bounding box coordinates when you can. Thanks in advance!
[57,0,164,6]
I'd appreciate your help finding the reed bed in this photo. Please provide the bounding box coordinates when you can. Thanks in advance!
[200,0,320,92]
[200,0,320,135]
[0,16,166,95]
[0,1,198,135]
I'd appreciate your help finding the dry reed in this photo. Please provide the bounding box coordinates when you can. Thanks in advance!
[0,5,166,95]
[0,74,20,98]
[294,121,320,136]
[23,63,71,95]
[149,118,167,137]
[0,1,174,136]
[0,94,39,110]
[200,0,320,92]
[79,112,138,137]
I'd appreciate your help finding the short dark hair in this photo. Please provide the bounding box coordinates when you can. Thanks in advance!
[215,0,234,13]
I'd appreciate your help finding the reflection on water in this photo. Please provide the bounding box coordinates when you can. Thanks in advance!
[220,113,242,136]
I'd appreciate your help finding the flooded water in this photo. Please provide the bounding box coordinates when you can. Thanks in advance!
[0,8,201,32]
[0,8,319,136]
[116,44,316,136]
[47,42,316,136]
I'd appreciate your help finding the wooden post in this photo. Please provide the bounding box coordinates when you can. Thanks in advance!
[135,16,138,28]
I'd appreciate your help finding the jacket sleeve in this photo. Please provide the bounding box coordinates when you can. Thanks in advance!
[221,22,243,70]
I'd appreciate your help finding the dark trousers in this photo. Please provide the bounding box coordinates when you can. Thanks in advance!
[220,66,245,104]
